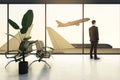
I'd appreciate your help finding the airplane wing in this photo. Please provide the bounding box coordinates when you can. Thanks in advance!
[75,23,80,26]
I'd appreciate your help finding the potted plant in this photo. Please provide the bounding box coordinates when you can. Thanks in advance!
[8,9,34,74]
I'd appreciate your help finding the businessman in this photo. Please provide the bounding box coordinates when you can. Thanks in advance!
[89,20,100,60]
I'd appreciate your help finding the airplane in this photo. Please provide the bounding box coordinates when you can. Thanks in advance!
[56,18,90,27]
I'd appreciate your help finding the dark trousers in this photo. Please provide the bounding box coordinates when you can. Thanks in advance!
[90,41,98,58]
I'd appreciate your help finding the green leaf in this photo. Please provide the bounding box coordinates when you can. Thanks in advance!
[8,19,20,29]
[20,27,28,34]
[21,9,33,34]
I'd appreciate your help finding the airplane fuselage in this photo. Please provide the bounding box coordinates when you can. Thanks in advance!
[56,18,90,27]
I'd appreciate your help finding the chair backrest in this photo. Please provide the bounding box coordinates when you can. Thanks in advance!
[35,40,52,58]
[27,43,33,53]
[19,40,33,54]
[35,40,45,58]
[35,40,44,51]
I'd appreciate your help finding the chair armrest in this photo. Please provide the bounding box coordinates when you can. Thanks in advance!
[42,47,54,51]
[5,50,22,59]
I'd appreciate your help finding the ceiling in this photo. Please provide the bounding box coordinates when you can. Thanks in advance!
[0,0,120,4]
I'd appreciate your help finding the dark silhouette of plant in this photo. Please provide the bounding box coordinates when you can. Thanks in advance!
[8,9,34,62]
[8,9,33,38]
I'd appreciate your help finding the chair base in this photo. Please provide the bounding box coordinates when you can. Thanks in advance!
[19,61,28,74]
[29,59,51,69]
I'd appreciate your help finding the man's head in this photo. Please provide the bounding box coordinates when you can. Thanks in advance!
[92,20,96,25]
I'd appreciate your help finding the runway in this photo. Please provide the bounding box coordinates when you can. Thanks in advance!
[0,54,120,80]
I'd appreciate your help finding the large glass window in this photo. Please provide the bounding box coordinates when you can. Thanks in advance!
[9,4,45,52]
[0,5,7,53]
[84,4,120,53]
[0,4,120,54]
[46,4,82,53]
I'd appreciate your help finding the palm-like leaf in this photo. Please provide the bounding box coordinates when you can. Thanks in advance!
[21,10,33,34]
[20,28,28,34]
[8,19,20,29]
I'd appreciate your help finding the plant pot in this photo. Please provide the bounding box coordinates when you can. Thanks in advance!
[19,61,28,74]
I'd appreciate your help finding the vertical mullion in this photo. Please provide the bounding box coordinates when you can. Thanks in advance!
[7,4,9,53]
[45,3,47,52]
[82,1,84,54]
[119,5,120,49]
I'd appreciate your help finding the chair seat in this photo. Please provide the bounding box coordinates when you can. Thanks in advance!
[44,52,51,58]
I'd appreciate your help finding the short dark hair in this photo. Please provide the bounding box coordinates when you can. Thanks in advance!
[92,20,96,24]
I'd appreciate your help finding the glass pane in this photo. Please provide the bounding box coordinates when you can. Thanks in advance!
[9,4,45,53]
[84,4,120,53]
[0,4,7,53]
[47,4,82,53]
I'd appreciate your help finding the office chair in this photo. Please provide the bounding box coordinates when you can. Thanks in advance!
[29,40,54,68]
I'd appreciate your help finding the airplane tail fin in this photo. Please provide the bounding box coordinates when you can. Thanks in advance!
[56,20,64,27]
[47,27,74,50]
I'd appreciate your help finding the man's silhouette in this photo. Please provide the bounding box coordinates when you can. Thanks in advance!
[89,20,100,60]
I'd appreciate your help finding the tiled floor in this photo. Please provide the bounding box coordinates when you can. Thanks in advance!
[0,54,120,80]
